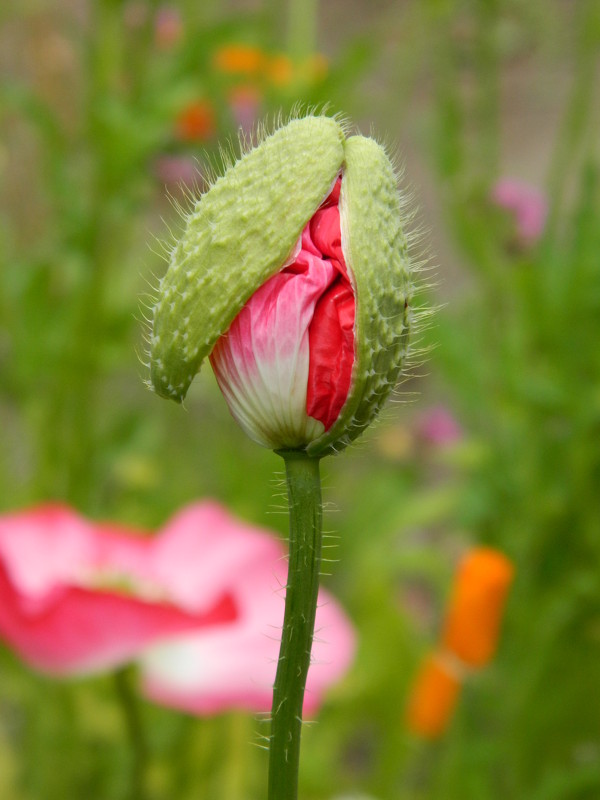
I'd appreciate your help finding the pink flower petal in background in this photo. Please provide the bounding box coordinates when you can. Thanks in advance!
[416,406,462,447]
[227,85,262,134]
[139,541,356,715]
[154,155,200,188]
[0,503,355,715]
[154,6,183,50]
[0,505,237,675]
[491,178,548,246]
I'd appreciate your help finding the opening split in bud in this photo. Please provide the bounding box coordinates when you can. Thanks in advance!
[209,177,356,450]
[149,115,413,456]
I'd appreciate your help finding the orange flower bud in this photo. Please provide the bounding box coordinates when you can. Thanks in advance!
[441,547,514,668]
[405,652,462,738]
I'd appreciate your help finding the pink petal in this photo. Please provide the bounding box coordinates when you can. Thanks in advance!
[210,253,337,448]
[417,406,463,447]
[0,504,238,674]
[140,554,355,715]
[491,178,547,245]
[150,502,284,612]
[209,176,355,446]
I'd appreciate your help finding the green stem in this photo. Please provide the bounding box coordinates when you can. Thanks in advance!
[268,450,323,800]
[113,668,148,800]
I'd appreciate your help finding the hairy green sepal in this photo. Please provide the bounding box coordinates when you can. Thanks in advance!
[150,116,345,401]
[307,135,412,456]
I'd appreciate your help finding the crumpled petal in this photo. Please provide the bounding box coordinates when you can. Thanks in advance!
[210,177,356,448]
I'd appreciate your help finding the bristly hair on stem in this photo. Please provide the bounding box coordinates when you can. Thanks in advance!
[268,450,323,800]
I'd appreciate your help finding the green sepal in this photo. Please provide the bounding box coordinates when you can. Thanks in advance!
[307,134,412,456]
[150,116,345,401]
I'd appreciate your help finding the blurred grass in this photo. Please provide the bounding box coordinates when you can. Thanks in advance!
[1,0,600,798]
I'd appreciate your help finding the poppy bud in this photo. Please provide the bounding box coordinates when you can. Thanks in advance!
[149,114,413,455]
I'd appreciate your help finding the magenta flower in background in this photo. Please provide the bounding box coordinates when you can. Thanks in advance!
[416,406,462,448]
[0,504,236,674]
[491,178,548,246]
[154,6,183,50]
[0,503,355,714]
[139,506,355,714]
[227,85,262,134]
[153,155,200,188]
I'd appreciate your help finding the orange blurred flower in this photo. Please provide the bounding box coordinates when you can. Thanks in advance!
[405,652,462,738]
[441,547,514,668]
[213,44,266,76]
[213,44,328,89]
[264,53,294,86]
[174,100,216,143]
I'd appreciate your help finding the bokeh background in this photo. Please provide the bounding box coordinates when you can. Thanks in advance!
[1,1,600,798]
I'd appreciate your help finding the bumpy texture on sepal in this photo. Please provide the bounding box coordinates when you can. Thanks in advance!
[150,116,345,401]
[308,135,412,456]
[149,113,414,456]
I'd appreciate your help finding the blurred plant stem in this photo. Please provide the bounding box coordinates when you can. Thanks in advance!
[545,1,600,238]
[35,0,135,508]
[221,714,252,800]
[286,0,318,60]
[114,668,149,800]
[268,451,323,800]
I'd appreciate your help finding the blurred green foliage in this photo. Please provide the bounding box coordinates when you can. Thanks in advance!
[1,0,600,798]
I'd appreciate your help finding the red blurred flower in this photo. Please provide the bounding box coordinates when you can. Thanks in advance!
[210,177,356,449]
[0,503,355,714]
[174,100,216,143]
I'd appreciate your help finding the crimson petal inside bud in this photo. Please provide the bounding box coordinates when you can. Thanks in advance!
[209,178,356,450]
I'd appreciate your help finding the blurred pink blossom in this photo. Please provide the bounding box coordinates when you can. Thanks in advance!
[0,503,355,715]
[154,155,200,188]
[491,178,548,246]
[137,505,355,715]
[227,85,262,134]
[154,6,183,50]
[417,406,462,447]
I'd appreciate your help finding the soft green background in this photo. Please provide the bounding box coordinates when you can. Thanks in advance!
[1,1,600,798]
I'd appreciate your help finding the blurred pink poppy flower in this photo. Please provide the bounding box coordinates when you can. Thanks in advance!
[0,504,237,674]
[0,503,355,715]
[417,406,462,447]
[491,178,548,246]
[139,511,355,714]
